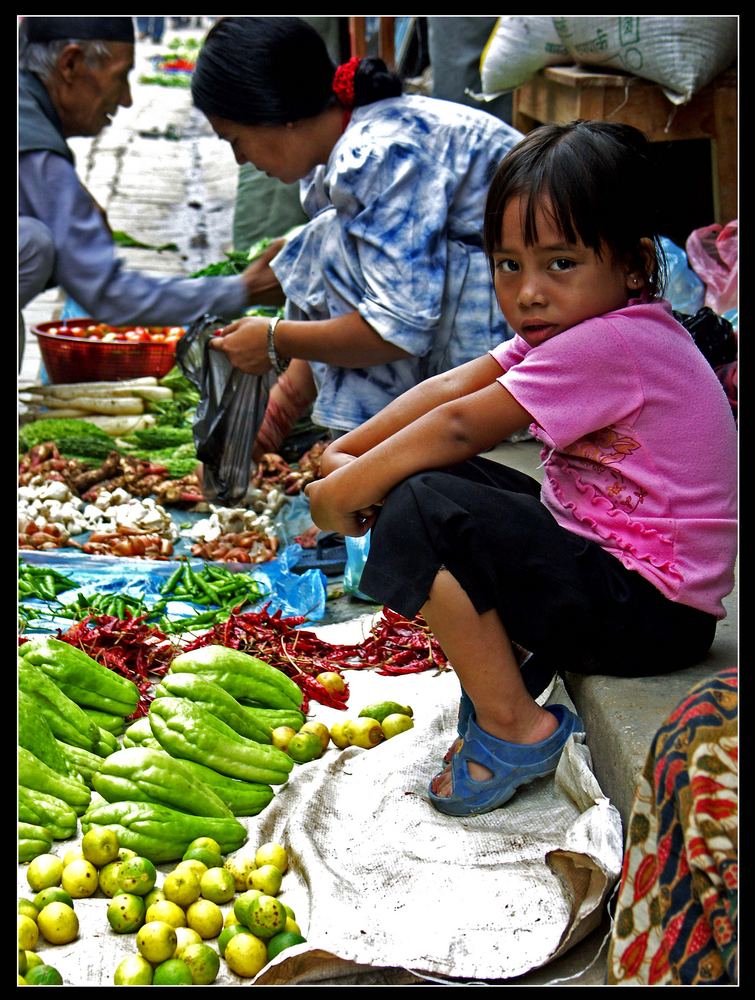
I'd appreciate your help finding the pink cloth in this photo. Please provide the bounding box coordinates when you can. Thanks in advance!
[490,299,737,618]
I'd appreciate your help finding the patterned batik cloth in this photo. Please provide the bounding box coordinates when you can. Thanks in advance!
[607,667,738,984]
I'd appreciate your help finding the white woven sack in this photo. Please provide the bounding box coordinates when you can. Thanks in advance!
[480,15,738,105]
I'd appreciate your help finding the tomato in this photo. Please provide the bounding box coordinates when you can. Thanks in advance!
[150,333,166,342]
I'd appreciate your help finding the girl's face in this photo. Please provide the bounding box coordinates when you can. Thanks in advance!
[207,115,322,185]
[492,195,643,348]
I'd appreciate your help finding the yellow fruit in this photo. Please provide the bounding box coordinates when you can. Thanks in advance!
[347,717,385,749]
[62,847,84,866]
[145,899,187,929]
[249,864,283,896]
[270,726,297,751]
[329,721,352,749]
[381,713,415,739]
[200,866,236,905]
[181,941,221,985]
[113,954,153,986]
[81,826,119,867]
[233,889,263,926]
[185,899,224,940]
[284,915,302,935]
[175,858,207,880]
[18,899,39,922]
[18,915,39,951]
[26,854,64,892]
[97,860,123,898]
[255,842,288,874]
[286,731,323,763]
[224,854,256,891]
[117,856,156,896]
[152,958,193,986]
[173,925,203,959]
[163,868,201,908]
[224,932,268,978]
[315,671,346,694]
[136,920,178,965]
[299,721,330,751]
[36,902,79,945]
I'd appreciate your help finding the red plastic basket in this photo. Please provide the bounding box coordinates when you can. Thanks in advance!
[31,319,181,384]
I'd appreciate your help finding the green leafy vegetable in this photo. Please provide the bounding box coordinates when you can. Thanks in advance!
[18,418,117,459]
[113,230,179,252]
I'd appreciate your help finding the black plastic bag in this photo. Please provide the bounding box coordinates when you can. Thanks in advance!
[673,307,738,370]
[176,314,273,506]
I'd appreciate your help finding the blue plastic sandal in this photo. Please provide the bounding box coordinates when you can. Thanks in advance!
[429,704,584,817]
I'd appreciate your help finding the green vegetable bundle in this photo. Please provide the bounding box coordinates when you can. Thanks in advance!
[19,822,53,863]
[80,800,247,863]
[92,746,234,819]
[18,417,116,459]
[148,697,294,785]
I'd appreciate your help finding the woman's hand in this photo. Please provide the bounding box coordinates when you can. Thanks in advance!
[240,239,286,306]
[209,316,271,374]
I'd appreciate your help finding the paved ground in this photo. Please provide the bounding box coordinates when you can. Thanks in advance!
[18,25,738,986]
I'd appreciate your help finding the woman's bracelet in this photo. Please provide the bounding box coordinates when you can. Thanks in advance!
[266,315,290,376]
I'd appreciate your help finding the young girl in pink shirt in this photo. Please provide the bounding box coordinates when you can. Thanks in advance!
[305,120,738,818]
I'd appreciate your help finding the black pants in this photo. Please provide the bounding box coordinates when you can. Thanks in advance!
[359,457,717,678]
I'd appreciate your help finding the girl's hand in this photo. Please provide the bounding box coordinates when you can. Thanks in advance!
[210,316,271,374]
[305,477,381,537]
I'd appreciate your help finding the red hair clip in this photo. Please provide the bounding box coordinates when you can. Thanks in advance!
[333,56,360,109]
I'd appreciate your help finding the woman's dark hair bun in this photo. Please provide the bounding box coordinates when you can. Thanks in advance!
[353,56,403,107]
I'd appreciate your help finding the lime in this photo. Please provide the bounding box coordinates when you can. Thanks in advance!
[249,863,283,896]
[267,929,307,960]
[255,842,289,874]
[136,920,178,965]
[37,901,79,945]
[118,847,138,861]
[199,866,236,904]
[97,860,123,898]
[152,958,193,985]
[186,836,222,855]
[287,731,323,763]
[24,951,43,971]
[174,925,203,959]
[181,941,221,984]
[62,847,84,866]
[19,948,27,976]
[144,887,166,909]
[34,886,74,911]
[218,923,253,957]
[81,826,120,867]
[185,898,223,940]
[113,954,153,986]
[163,868,201,908]
[61,858,99,898]
[18,898,39,922]
[224,932,268,978]
[26,853,64,892]
[117,856,157,896]
[233,888,263,926]
[224,854,257,891]
[299,720,331,751]
[270,725,297,751]
[182,845,223,869]
[284,915,302,935]
[24,964,63,986]
[245,894,287,940]
[107,892,146,934]
[175,858,208,880]
[145,899,187,929]
[18,914,39,951]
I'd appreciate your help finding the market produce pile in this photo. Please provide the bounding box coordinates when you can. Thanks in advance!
[139,36,201,88]
[17,620,424,984]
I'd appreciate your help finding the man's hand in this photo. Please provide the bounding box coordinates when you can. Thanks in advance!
[209,316,270,374]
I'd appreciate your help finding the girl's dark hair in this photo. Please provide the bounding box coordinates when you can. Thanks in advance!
[191,16,402,126]
[483,120,667,297]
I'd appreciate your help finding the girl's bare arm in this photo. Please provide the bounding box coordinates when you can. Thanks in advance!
[306,377,532,536]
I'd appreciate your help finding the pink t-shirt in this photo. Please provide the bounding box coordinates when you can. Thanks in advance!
[490,299,738,618]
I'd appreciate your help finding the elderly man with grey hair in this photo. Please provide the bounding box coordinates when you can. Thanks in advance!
[18,16,276,361]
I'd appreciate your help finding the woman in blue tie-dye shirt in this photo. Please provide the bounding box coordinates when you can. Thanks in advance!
[191,16,522,437]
